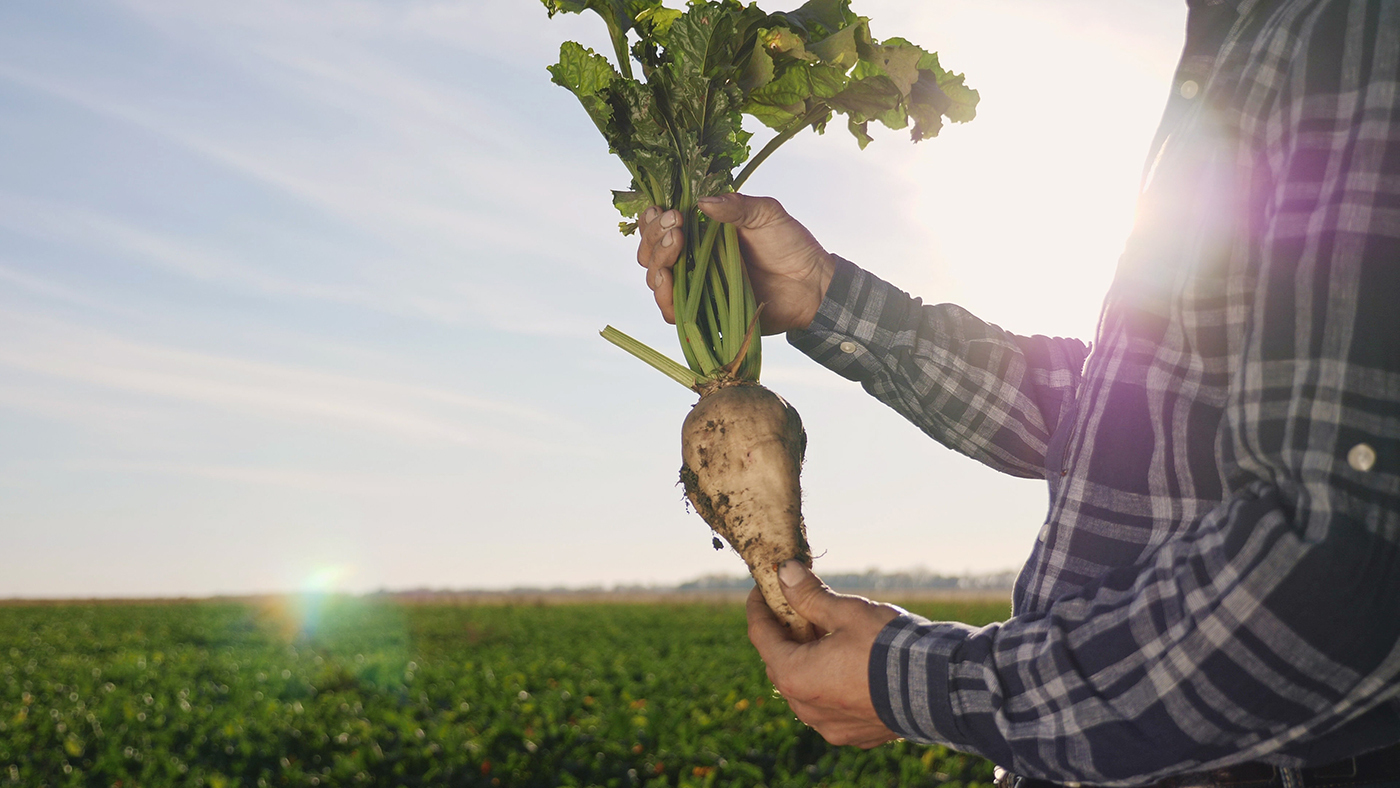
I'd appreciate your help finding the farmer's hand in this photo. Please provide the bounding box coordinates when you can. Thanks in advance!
[747,561,903,749]
[636,194,836,334]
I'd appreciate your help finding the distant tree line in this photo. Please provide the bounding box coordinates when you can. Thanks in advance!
[676,568,1017,592]
[412,569,1019,598]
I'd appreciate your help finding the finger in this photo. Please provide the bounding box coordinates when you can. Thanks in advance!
[841,723,900,749]
[783,698,874,743]
[855,731,899,750]
[784,700,892,748]
[777,560,851,633]
[636,206,659,267]
[638,208,682,269]
[697,193,785,230]
[747,585,799,664]
[783,695,818,725]
[651,265,675,324]
[783,695,853,724]
[825,724,896,749]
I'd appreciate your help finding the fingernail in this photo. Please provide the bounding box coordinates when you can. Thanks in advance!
[644,207,658,223]
[659,211,677,229]
[661,230,674,248]
[650,268,664,290]
[698,196,723,204]
[779,560,806,587]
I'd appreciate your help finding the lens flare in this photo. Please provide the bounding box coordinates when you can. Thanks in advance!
[256,565,358,641]
[301,565,352,595]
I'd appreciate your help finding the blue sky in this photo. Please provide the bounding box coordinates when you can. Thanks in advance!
[0,0,1187,597]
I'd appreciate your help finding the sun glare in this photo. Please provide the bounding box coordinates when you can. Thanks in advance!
[300,564,354,595]
[899,2,1185,341]
[253,565,358,639]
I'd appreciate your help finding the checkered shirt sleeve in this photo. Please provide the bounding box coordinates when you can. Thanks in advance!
[789,2,1400,785]
[788,257,1089,480]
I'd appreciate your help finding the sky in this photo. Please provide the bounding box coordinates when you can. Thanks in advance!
[0,0,1188,598]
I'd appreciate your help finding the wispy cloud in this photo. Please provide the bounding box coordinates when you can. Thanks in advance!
[109,0,601,87]
[0,192,367,301]
[0,261,140,317]
[0,381,165,439]
[0,186,606,336]
[0,10,628,261]
[0,310,592,455]
[77,459,447,498]
[0,17,634,334]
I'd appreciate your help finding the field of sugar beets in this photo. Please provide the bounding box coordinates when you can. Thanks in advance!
[0,596,1008,787]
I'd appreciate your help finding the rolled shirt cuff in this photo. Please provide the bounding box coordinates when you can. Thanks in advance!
[869,613,980,749]
[785,255,921,382]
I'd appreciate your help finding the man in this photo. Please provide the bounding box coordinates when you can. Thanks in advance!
[637,1,1400,786]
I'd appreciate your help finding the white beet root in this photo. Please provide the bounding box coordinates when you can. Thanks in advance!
[680,382,814,643]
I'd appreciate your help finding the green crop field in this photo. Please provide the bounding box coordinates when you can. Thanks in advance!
[0,596,1009,787]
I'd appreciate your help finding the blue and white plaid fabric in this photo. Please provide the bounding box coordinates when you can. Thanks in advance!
[789,1,1400,784]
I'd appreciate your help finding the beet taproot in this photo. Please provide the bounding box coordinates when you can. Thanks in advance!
[680,382,814,643]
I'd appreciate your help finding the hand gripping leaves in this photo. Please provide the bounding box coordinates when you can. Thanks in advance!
[545,0,976,640]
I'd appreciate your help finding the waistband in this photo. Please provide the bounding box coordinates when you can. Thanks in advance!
[999,742,1400,788]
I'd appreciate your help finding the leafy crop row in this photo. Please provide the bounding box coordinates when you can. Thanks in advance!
[0,598,1005,787]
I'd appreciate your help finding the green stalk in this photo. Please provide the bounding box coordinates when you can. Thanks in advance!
[600,326,698,390]
[604,19,633,80]
[671,248,699,372]
[723,223,745,363]
[706,258,729,356]
[703,299,722,362]
[681,320,721,375]
[682,219,724,324]
[740,262,762,379]
[732,104,831,191]
[672,173,699,371]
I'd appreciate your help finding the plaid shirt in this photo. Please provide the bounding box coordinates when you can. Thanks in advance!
[789,1,1400,784]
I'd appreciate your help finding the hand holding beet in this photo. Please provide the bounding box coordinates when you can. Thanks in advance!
[638,194,836,335]
[746,561,903,746]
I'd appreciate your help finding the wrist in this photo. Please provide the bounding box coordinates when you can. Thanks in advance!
[795,251,837,331]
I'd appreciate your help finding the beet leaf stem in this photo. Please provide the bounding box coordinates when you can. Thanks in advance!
[600,326,700,391]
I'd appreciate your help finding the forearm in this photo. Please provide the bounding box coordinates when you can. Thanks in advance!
[787,257,1089,478]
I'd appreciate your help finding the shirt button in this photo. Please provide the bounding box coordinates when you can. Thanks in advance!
[839,341,858,354]
[1180,80,1200,99]
[1348,443,1377,472]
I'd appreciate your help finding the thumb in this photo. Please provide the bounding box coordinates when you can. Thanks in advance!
[778,560,846,631]
[697,193,786,230]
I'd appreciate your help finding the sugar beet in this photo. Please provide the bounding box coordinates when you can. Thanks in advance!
[680,382,814,643]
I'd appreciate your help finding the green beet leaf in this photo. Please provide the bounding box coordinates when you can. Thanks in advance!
[545,0,978,387]
[547,42,620,137]
[542,0,669,77]
[771,0,858,42]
